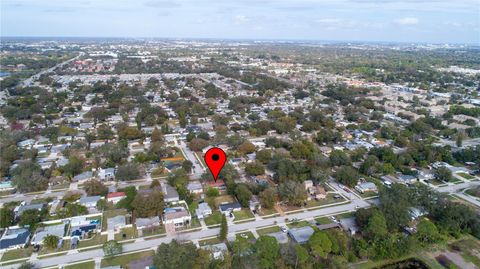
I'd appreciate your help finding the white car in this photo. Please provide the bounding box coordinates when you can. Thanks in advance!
[280,226,288,233]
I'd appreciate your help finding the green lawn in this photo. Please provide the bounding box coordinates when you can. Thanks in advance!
[286,220,310,229]
[457,172,475,180]
[315,217,333,225]
[305,193,345,208]
[233,209,254,221]
[189,201,198,214]
[114,227,137,241]
[236,231,255,240]
[101,250,154,268]
[258,208,278,216]
[141,225,166,237]
[204,211,223,226]
[78,234,107,248]
[65,261,95,269]
[198,237,222,246]
[38,239,71,255]
[335,212,354,219]
[0,248,33,261]
[256,226,281,236]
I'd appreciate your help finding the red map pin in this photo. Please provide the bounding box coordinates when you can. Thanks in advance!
[204,147,227,182]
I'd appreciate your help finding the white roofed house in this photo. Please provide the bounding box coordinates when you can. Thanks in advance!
[107,216,127,232]
[201,243,229,260]
[355,182,378,194]
[78,196,102,211]
[187,181,203,195]
[195,202,212,219]
[163,204,191,227]
[31,223,66,246]
[136,216,160,230]
[73,171,94,184]
[98,168,115,181]
[161,183,180,203]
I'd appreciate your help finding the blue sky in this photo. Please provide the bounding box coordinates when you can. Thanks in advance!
[1,0,479,44]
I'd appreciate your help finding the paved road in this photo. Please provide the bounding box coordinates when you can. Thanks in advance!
[21,53,84,86]
[178,141,205,179]
[4,180,480,268]
[2,198,370,269]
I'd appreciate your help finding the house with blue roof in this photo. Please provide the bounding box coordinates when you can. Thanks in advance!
[0,227,31,251]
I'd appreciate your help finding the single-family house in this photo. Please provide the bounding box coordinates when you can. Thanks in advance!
[163,207,191,227]
[73,171,94,183]
[219,202,242,215]
[136,216,161,230]
[288,226,315,244]
[31,223,66,246]
[161,183,180,203]
[14,203,45,219]
[355,182,378,194]
[187,181,203,195]
[196,202,212,219]
[106,192,126,204]
[107,216,127,232]
[0,228,31,251]
[98,168,115,181]
[78,196,102,209]
[201,243,229,260]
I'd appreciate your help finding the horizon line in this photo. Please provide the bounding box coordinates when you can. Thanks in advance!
[1,36,479,46]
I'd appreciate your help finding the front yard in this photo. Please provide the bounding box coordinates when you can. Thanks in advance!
[204,211,223,226]
[101,250,154,268]
[256,226,281,236]
[0,247,33,261]
[233,209,255,221]
[78,234,107,248]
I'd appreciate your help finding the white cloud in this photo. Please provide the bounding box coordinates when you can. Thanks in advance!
[394,17,419,25]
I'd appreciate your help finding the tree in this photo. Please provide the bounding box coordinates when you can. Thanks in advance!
[12,161,48,193]
[255,236,280,269]
[256,149,272,164]
[116,163,141,181]
[278,181,307,206]
[0,207,14,228]
[415,218,441,245]
[20,209,43,231]
[364,211,388,240]
[334,166,359,187]
[329,150,351,166]
[182,160,193,173]
[379,184,412,230]
[259,188,276,209]
[238,141,256,155]
[96,199,108,211]
[188,138,208,151]
[43,235,59,249]
[245,161,265,176]
[308,231,332,259]
[154,240,201,269]
[219,214,228,241]
[61,156,84,178]
[235,184,252,207]
[435,167,452,182]
[206,187,219,198]
[84,179,108,196]
[456,132,464,147]
[132,190,164,218]
[103,240,122,257]
[151,127,164,143]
